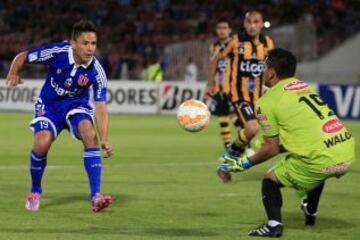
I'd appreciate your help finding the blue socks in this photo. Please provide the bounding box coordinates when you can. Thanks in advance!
[30,150,47,194]
[83,147,102,198]
[30,148,102,198]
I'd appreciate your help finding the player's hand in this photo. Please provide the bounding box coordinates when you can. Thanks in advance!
[237,155,253,171]
[205,83,215,98]
[221,153,253,172]
[101,141,113,158]
[6,74,24,87]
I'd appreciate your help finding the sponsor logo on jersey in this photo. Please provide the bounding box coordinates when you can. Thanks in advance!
[240,61,264,78]
[64,78,73,88]
[284,81,308,91]
[217,59,228,72]
[322,161,350,175]
[323,131,352,148]
[50,77,78,97]
[78,75,89,87]
[322,118,344,133]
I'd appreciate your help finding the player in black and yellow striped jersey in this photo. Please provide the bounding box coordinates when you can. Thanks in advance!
[215,11,275,181]
[207,19,241,148]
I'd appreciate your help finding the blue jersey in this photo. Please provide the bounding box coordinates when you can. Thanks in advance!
[26,41,107,106]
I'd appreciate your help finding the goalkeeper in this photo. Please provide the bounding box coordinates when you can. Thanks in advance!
[218,48,355,237]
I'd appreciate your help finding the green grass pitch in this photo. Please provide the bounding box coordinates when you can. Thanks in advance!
[0,112,359,240]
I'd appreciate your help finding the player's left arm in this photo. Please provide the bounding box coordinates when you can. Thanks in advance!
[93,63,112,158]
[94,101,112,158]
[248,136,280,165]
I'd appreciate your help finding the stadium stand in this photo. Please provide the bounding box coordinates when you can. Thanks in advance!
[0,0,359,79]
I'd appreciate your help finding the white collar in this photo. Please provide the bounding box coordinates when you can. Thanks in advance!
[68,46,94,69]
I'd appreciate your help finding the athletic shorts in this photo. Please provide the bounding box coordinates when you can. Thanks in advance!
[271,154,355,197]
[212,92,234,117]
[232,100,256,123]
[29,98,94,140]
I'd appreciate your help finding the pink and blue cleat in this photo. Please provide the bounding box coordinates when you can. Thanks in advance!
[25,193,41,211]
[25,192,112,212]
[91,193,113,213]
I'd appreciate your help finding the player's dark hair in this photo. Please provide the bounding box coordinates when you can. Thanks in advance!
[216,18,231,27]
[71,20,97,40]
[266,48,297,79]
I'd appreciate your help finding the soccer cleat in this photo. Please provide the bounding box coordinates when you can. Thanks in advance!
[248,224,283,237]
[225,142,245,157]
[91,193,113,213]
[301,199,317,226]
[25,193,41,211]
[217,165,232,183]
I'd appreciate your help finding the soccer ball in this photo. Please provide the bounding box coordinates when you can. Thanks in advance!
[177,99,210,132]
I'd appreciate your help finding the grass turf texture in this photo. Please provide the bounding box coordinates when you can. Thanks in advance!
[0,112,359,240]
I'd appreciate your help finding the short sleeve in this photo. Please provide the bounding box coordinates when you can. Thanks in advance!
[25,42,70,65]
[93,60,108,102]
[255,100,279,137]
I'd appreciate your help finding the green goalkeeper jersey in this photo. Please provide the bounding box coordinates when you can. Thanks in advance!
[256,78,355,165]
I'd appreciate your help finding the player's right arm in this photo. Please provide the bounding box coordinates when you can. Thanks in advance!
[6,51,26,87]
[6,41,69,87]
[206,44,217,97]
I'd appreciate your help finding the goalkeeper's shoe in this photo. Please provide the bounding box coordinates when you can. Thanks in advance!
[25,192,41,211]
[301,199,317,226]
[225,142,245,157]
[248,224,283,237]
[91,193,113,213]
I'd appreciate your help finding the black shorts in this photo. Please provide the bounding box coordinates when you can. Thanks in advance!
[232,100,256,123]
[212,92,233,117]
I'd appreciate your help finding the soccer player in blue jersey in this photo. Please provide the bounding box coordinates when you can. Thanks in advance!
[6,20,113,212]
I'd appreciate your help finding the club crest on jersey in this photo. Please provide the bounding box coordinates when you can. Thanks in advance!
[284,81,308,91]
[56,68,62,75]
[64,78,73,88]
[77,75,89,87]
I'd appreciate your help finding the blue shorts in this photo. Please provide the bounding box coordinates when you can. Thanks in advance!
[29,98,94,140]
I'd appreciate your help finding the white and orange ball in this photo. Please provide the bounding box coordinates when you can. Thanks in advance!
[177,99,210,132]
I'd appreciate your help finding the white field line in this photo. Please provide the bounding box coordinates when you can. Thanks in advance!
[0,161,217,170]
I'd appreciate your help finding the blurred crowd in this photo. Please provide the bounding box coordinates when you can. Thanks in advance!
[0,0,359,79]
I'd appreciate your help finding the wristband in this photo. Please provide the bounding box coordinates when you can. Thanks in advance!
[242,157,253,169]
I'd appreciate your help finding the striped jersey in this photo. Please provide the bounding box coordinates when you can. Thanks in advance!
[209,36,235,94]
[221,32,274,103]
[25,41,107,104]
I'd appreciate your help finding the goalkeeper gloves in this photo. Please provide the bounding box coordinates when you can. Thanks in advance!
[220,153,253,172]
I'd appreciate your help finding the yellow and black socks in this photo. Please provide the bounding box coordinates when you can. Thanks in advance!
[234,128,250,149]
[218,116,232,147]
